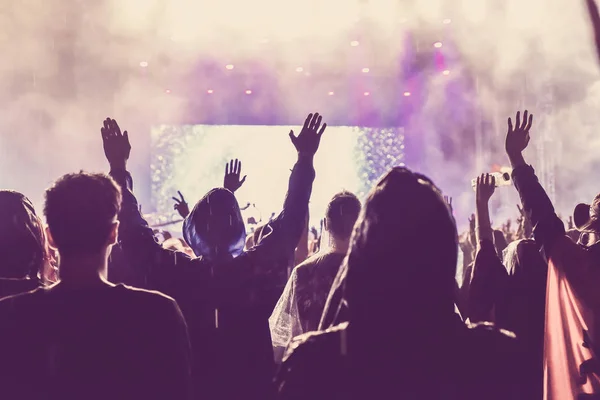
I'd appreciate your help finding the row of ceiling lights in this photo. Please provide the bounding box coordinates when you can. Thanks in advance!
[163,89,415,96]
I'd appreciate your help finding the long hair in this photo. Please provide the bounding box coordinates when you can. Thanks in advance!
[0,191,48,279]
[321,167,458,332]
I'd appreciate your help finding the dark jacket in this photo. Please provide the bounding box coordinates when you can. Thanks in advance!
[277,319,518,400]
[512,165,600,398]
[468,238,546,400]
[110,156,315,400]
[0,278,40,299]
[0,283,191,400]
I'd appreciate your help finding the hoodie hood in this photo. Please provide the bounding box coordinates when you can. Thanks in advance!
[183,188,246,262]
[0,190,46,279]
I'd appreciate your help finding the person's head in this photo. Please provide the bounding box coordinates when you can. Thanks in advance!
[324,191,361,243]
[183,188,246,261]
[0,191,47,279]
[44,172,121,259]
[574,195,600,246]
[324,167,457,332]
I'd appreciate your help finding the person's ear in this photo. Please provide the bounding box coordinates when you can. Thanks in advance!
[45,226,58,250]
[108,221,119,246]
[323,218,329,232]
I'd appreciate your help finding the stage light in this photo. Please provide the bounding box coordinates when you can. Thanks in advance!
[403,91,411,97]
[363,92,370,96]
[207,89,214,94]
[350,40,359,47]
[442,70,450,76]
[296,67,304,72]
[245,89,252,94]
[362,67,370,73]
[165,89,171,94]
[443,18,452,24]
[434,42,443,48]
[328,91,335,96]
[225,64,234,70]
[139,61,148,68]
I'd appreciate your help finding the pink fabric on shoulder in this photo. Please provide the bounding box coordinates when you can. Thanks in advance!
[544,236,600,399]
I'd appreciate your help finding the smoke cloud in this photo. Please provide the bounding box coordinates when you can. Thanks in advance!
[1,0,599,226]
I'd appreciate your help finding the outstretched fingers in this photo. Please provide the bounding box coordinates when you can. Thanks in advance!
[314,114,322,131]
[318,122,327,136]
[110,119,122,137]
[525,113,533,131]
[521,110,529,131]
[303,114,313,131]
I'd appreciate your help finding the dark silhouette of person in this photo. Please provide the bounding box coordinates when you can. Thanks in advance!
[506,110,600,398]
[270,191,361,362]
[0,190,48,298]
[276,167,520,400]
[468,173,546,400]
[0,172,191,400]
[102,113,326,400]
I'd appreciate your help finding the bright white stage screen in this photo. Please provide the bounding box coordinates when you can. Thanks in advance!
[151,125,404,230]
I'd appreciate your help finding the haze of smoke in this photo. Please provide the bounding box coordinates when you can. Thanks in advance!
[1,0,599,223]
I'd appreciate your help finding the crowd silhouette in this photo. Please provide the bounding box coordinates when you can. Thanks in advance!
[3,4,600,398]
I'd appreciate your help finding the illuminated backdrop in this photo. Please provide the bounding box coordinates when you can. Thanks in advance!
[151,125,404,230]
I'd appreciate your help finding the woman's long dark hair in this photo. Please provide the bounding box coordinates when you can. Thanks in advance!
[0,191,48,280]
[321,167,458,332]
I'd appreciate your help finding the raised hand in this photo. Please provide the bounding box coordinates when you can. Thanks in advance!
[224,159,247,193]
[587,0,600,64]
[468,213,477,248]
[172,191,190,219]
[505,110,533,162]
[101,118,131,170]
[476,174,496,204]
[568,215,575,230]
[289,113,327,156]
[444,196,453,214]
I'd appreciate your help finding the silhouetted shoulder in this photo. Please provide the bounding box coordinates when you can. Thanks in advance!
[462,321,517,357]
[295,252,345,271]
[0,286,43,314]
[277,323,348,400]
[116,283,176,301]
[284,321,348,362]
[112,284,182,315]
[458,322,522,399]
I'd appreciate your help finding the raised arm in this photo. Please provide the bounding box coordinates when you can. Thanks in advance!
[246,113,325,264]
[223,158,247,193]
[468,174,508,322]
[476,174,495,245]
[506,110,565,258]
[101,118,193,289]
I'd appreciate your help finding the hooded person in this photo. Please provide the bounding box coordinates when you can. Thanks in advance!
[0,190,48,298]
[183,187,246,262]
[276,167,520,400]
[103,113,326,400]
